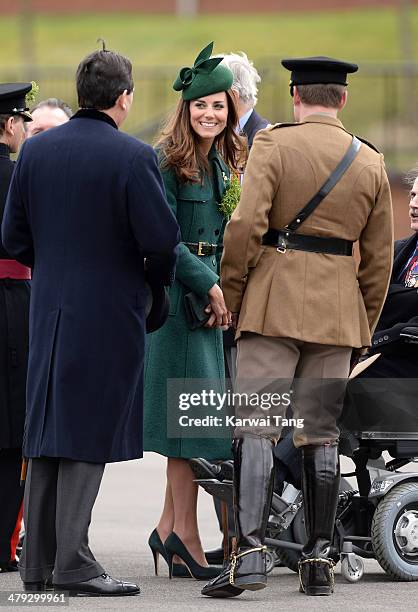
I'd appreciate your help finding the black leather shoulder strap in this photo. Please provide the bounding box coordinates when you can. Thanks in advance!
[270,122,300,130]
[286,136,362,232]
[356,135,380,153]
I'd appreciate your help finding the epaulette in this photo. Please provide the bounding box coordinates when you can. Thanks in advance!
[268,122,300,130]
[353,135,381,154]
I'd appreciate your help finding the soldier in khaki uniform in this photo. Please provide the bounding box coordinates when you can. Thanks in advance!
[202,57,393,598]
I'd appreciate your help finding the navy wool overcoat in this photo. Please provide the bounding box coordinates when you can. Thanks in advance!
[1,110,180,463]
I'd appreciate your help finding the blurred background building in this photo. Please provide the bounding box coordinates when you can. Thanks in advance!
[1,1,417,13]
[0,0,417,235]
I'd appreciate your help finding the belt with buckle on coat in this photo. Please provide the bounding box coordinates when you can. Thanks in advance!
[262,229,353,256]
[184,241,218,256]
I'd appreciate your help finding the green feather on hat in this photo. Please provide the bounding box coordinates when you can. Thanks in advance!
[173,42,233,101]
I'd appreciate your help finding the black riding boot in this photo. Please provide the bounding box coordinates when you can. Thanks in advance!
[299,443,339,596]
[201,436,275,598]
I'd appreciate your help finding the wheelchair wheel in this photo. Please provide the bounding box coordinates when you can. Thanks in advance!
[372,481,418,581]
[341,555,364,582]
[265,549,277,574]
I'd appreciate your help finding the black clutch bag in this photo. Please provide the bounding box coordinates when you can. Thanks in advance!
[184,292,210,330]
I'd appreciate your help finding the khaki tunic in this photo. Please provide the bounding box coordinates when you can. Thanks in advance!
[221,114,394,349]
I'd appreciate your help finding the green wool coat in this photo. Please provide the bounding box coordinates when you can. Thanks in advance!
[143,147,232,459]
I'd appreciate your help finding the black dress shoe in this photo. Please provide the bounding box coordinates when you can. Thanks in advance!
[53,573,140,597]
[0,560,19,573]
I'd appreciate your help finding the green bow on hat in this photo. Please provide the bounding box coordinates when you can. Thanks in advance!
[173,42,233,101]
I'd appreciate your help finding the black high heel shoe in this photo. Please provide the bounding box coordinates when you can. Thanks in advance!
[148,529,190,578]
[164,532,222,581]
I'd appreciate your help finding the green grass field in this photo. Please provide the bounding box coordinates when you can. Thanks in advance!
[0,7,417,169]
[0,8,417,69]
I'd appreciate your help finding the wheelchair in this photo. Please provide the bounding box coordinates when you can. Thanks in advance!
[269,424,418,583]
[193,338,418,583]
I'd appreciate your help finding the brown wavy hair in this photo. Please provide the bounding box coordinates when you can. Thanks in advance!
[155,90,247,182]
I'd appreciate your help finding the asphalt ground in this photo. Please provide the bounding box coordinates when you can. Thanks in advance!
[1,454,418,611]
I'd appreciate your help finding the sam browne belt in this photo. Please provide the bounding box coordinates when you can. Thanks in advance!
[262,135,361,257]
[262,229,353,256]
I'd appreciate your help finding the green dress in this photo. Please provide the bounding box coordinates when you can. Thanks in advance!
[143,146,232,459]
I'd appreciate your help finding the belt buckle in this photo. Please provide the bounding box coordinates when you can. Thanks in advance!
[277,230,289,253]
[197,241,205,256]
[277,239,287,254]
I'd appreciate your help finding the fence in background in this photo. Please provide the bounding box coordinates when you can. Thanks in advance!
[1,61,418,172]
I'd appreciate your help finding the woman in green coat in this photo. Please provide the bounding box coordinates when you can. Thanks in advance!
[143,43,245,579]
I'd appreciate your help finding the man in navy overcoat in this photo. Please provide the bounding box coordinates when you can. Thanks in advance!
[1,49,180,596]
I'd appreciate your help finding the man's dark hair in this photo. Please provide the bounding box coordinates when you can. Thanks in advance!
[296,83,346,108]
[0,114,11,138]
[0,114,24,138]
[76,50,134,110]
[31,98,73,118]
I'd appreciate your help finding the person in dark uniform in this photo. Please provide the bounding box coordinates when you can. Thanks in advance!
[203,56,393,598]
[0,83,33,573]
[2,50,180,596]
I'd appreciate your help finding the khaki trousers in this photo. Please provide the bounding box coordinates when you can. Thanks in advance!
[234,333,352,447]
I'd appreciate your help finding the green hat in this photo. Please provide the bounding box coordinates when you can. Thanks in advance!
[173,42,233,101]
